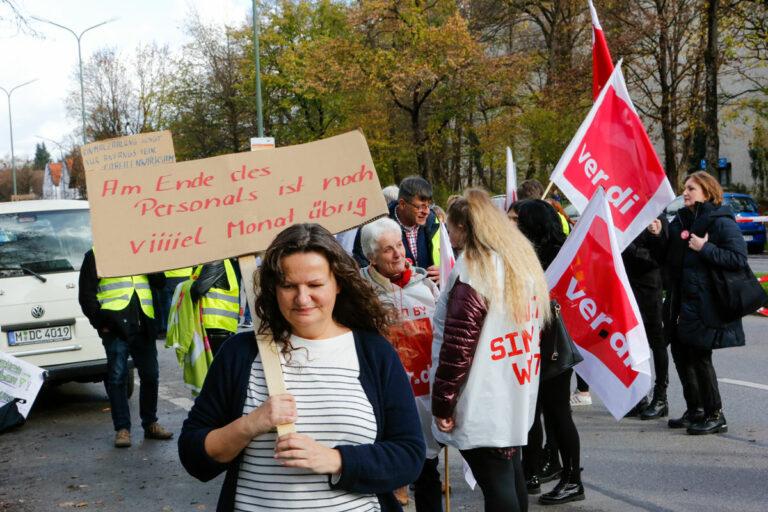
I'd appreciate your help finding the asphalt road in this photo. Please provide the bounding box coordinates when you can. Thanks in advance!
[748,253,768,275]
[2,315,767,512]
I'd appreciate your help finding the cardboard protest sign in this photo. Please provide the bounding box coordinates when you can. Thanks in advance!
[81,130,175,172]
[0,352,45,418]
[545,188,652,419]
[548,62,675,251]
[86,130,388,277]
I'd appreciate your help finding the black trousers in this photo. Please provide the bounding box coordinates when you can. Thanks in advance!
[670,339,722,415]
[414,456,442,512]
[542,369,581,481]
[523,380,559,478]
[635,285,668,398]
[460,447,527,512]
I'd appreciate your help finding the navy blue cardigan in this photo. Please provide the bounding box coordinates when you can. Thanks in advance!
[178,330,425,511]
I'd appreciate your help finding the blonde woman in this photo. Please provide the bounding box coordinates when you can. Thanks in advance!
[431,189,550,512]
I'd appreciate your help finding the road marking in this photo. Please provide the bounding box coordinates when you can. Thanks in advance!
[718,378,768,391]
[157,384,194,411]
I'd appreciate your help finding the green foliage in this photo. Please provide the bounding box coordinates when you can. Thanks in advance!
[33,143,51,170]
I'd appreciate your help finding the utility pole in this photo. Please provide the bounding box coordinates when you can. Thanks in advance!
[1,79,37,196]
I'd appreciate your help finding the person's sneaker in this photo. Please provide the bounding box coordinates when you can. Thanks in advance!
[114,429,131,448]
[569,391,592,407]
[144,422,174,440]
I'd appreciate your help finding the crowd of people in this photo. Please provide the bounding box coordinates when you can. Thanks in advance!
[78,170,751,511]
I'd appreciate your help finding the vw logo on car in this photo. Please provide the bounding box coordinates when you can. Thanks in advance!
[31,305,45,318]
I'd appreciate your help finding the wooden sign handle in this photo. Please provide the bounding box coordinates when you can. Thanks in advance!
[238,254,296,436]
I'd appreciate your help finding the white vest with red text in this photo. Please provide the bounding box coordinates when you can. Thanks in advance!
[430,253,542,450]
[360,264,441,459]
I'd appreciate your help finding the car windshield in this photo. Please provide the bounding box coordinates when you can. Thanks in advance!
[665,196,684,216]
[0,209,92,277]
[725,196,758,214]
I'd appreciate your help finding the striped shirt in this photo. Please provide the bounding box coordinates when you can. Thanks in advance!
[235,332,380,511]
[394,207,419,261]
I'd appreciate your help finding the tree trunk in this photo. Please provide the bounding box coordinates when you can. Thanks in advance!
[656,0,679,188]
[411,108,428,179]
[704,0,720,176]
[452,122,463,192]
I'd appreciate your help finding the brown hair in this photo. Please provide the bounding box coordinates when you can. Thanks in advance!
[255,223,394,345]
[517,179,545,201]
[684,171,723,206]
[446,188,550,324]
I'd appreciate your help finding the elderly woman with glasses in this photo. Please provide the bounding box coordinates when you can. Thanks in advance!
[360,217,444,511]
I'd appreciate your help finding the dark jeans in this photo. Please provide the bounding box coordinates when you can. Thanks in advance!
[157,277,187,333]
[207,328,234,356]
[670,339,722,415]
[460,447,527,512]
[414,456,442,512]
[102,335,159,432]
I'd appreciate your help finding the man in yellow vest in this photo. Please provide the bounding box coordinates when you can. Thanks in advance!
[190,259,240,355]
[157,267,194,338]
[78,249,173,448]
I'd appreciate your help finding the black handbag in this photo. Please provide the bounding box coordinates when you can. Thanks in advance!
[540,300,584,381]
[708,264,768,323]
[0,398,26,434]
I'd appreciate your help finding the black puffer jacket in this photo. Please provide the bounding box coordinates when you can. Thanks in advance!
[664,201,747,349]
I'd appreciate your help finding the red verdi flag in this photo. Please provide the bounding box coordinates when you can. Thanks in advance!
[548,62,675,251]
[589,0,614,99]
[546,188,652,419]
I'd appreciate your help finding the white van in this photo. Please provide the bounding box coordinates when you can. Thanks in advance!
[0,200,124,389]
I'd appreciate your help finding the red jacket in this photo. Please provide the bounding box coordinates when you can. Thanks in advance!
[431,279,488,419]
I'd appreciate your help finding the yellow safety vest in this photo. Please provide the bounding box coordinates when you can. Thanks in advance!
[192,260,239,333]
[96,275,155,319]
[431,219,441,266]
[165,267,193,278]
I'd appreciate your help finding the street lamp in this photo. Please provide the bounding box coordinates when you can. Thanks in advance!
[252,0,264,137]
[31,16,117,145]
[1,79,38,196]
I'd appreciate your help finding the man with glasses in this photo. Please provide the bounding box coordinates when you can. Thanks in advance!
[354,176,441,284]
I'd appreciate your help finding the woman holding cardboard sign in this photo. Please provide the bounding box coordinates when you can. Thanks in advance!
[179,224,424,511]
[431,189,550,512]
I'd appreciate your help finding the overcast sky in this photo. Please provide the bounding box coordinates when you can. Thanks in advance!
[0,0,251,161]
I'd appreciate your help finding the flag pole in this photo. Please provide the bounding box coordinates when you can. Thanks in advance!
[541,180,555,200]
[444,446,451,512]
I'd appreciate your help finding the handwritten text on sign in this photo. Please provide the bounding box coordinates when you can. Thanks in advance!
[86,130,387,277]
[82,130,176,172]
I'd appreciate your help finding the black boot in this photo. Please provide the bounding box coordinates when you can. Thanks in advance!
[625,396,650,418]
[668,408,705,429]
[539,468,585,506]
[687,411,727,435]
[526,475,541,495]
[539,446,562,483]
[640,397,669,420]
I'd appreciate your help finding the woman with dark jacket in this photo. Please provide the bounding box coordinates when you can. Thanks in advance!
[622,216,670,420]
[431,189,550,512]
[512,199,585,505]
[179,224,424,511]
[664,171,747,435]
